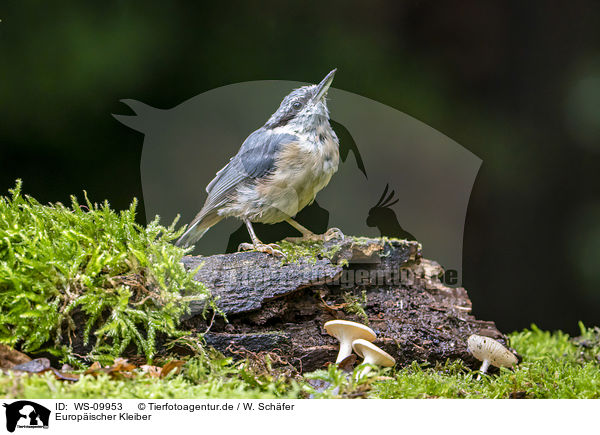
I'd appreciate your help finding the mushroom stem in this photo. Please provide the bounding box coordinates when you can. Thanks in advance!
[467,334,518,381]
[477,359,491,380]
[324,320,377,365]
[355,359,375,379]
[352,340,396,380]
[336,341,353,363]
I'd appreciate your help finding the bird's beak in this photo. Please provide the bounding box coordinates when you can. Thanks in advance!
[311,69,336,104]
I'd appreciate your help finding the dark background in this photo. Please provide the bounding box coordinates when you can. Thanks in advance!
[1,1,599,334]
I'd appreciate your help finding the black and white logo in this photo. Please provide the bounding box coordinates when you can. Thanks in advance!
[3,401,50,432]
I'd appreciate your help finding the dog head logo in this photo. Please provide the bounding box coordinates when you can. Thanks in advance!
[3,401,50,432]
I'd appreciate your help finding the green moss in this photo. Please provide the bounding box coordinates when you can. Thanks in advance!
[0,181,214,364]
[0,351,302,399]
[342,290,368,323]
[371,324,600,399]
[302,361,378,398]
[278,239,341,264]
[4,325,600,399]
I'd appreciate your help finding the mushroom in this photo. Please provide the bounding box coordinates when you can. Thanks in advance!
[352,338,396,378]
[467,334,518,380]
[324,320,376,363]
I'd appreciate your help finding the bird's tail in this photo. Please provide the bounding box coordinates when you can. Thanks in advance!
[175,211,223,248]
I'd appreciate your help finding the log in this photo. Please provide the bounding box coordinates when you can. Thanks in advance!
[181,237,510,373]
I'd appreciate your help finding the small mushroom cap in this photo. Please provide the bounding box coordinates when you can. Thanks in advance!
[352,339,396,367]
[467,334,518,368]
[324,320,376,343]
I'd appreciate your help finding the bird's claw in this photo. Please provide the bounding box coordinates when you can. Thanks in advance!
[323,227,344,241]
[238,242,286,258]
[285,227,344,243]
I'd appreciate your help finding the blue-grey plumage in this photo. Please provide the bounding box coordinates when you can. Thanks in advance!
[176,69,341,255]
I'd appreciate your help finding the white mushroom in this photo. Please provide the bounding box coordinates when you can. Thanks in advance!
[324,320,376,363]
[467,334,518,380]
[352,338,396,378]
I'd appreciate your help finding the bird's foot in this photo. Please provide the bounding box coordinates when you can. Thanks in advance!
[285,227,345,243]
[323,227,345,241]
[238,242,286,257]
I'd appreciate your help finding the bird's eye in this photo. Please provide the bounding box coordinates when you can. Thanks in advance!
[292,101,303,110]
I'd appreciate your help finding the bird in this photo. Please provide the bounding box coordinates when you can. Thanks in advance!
[366,184,416,241]
[176,69,342,256]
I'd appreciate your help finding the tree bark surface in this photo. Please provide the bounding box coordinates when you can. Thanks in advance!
[181,238,510,373]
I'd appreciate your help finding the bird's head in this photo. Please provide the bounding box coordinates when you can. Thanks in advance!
[264,69,336,133]
[367,184,399,227]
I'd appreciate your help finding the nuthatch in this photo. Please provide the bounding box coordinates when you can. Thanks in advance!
[176,69,341,256]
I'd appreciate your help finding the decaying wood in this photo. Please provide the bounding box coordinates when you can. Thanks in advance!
[0,344,31,370]
[180,237,510,373]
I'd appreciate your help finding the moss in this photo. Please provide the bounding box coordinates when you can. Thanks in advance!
[278,236,420,266]
[3,325,600,399]
[0,351,302,399]
[278,239,342,264]
[371,324,600,399]
[0,181,214,364]
[342,290,368,323]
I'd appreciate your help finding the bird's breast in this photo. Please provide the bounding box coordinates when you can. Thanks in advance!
[252,131,339,219]
[278,132,339,188]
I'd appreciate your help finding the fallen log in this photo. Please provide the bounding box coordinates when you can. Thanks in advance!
[181,237,510,373]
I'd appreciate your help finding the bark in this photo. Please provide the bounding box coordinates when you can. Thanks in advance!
[180,237,511,373]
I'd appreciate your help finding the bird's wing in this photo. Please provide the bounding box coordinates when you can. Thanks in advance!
[201,128,299,213]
